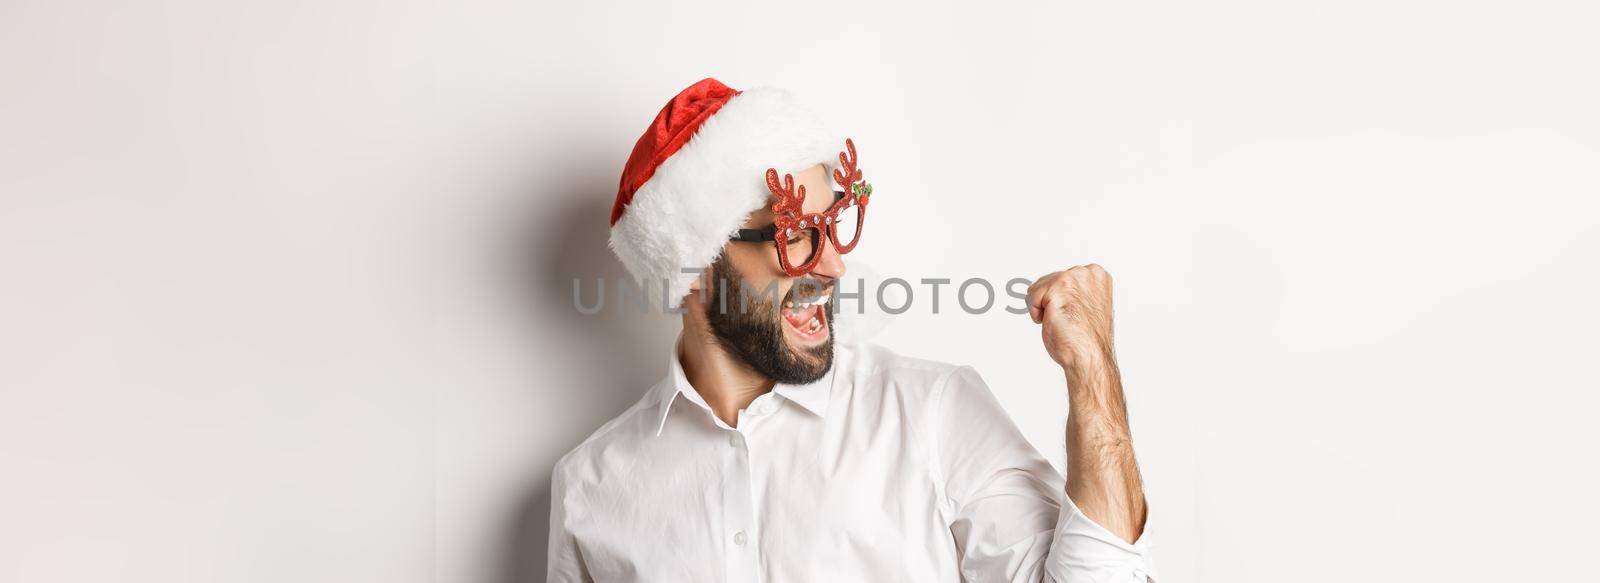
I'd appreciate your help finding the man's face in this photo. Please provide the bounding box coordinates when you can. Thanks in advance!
[701,164,848,384]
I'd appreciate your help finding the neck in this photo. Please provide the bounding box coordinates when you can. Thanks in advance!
[679,294,774,428]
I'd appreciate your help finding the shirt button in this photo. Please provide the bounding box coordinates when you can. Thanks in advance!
[758,402,776,415]
[728,432,741,447]
[733,530,747,546]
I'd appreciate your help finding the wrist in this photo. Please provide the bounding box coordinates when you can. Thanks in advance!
[1064,348,1120,398]
[1063,343,1114,378]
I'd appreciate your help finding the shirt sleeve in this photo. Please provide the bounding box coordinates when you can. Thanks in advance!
[931,365,1157,582]
[547,459,594,583]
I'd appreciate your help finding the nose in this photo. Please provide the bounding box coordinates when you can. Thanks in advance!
[807,237,847,281]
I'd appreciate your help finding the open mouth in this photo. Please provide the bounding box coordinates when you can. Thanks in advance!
[781,291,830,344]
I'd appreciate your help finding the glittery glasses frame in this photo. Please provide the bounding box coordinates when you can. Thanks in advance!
[727,139,873,277]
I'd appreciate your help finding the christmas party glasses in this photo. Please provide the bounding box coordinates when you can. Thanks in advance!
[728,139,873,277]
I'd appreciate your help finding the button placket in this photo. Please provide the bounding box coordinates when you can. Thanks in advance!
[721,429,757,579]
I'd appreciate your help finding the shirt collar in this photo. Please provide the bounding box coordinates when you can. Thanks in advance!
[653,337,836,437]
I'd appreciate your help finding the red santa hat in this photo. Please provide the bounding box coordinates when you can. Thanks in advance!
[609,77,839,308]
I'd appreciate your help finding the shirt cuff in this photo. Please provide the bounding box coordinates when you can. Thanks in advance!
[1046,495,1158,582]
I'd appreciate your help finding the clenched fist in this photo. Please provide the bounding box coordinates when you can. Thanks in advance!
[1026,264,1116,373]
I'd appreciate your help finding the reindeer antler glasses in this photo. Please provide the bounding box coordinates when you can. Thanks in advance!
[728,139,873,277]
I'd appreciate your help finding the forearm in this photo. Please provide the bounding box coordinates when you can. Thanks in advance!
[1063,355,1147,543]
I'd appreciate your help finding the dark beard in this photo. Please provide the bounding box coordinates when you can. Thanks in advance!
[702,254,833,384]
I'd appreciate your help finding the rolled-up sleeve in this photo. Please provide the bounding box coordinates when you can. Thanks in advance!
[931,366,1156,582]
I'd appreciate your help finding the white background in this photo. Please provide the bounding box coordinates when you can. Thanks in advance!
[3,1,1597,581]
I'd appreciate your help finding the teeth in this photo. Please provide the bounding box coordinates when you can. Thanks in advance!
[784,300,794,309]
[791,293,831,309]
[805,317,820,333]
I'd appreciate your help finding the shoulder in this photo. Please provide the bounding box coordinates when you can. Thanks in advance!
[551,380,667,486]
[833,342,987,409]
[838,342,970,380]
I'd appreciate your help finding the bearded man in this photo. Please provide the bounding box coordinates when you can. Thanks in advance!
[548,78,1156,582]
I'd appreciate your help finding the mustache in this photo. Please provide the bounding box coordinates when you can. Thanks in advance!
[784,277,834,305]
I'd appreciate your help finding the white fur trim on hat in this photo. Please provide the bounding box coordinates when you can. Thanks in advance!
[608,87,839,308]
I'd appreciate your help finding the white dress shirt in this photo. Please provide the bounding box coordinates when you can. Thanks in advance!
[547,341,1157,582]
